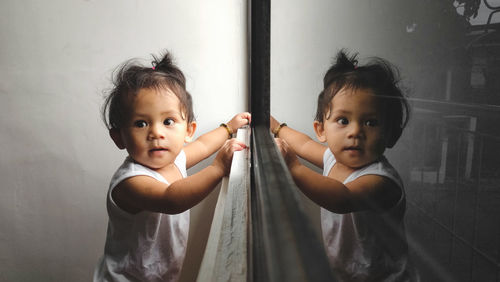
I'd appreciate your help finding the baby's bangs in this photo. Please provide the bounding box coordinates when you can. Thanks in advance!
[149,80,194,123]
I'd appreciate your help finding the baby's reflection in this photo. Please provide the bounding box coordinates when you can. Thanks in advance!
[272,50,417,281]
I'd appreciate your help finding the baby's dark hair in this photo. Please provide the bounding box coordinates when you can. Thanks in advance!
[315,49,410,148]
[102,51,194,130]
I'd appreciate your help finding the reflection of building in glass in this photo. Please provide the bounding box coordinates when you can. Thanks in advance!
[390,4,500,281]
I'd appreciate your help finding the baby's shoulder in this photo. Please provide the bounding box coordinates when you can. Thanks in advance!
[110,157,168,190]
[351,157,403,188]
[346,167,403,211]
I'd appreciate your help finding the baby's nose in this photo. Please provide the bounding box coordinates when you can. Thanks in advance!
[149,124,165,139]
[347,123,363,138]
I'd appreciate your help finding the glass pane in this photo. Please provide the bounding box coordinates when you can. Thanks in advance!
[271,1,500,281]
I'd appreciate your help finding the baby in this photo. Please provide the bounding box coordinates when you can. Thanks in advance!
[94,51,250,281]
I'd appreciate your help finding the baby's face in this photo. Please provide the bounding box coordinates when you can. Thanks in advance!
[118,88,193,170]
[318,87,387,170]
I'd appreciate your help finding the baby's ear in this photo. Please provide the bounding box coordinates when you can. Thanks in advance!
[109,128,126,149]
[313,121,327,143]
[185,121,197,143]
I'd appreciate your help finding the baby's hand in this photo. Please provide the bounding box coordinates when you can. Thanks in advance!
[212,138,247,176]
[274,138,299,169]
[227,112,251,133]
[270,115,280,132]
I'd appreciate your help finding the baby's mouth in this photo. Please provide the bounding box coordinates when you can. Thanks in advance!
[344,146,362,151]
[150,147,168,152]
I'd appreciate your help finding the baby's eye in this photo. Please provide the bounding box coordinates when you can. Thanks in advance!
[134,120,148,128]
[365,119,379,127]
[164,118,175,126]
[336,118,349,125]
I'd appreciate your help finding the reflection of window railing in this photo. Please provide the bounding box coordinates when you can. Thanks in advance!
[405,99,500,281]
[251,125,334,281]
[484,0,500,25]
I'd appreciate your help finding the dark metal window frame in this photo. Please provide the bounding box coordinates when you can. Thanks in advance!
[249,0,334,280]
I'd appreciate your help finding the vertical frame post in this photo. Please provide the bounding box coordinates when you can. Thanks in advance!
[249,0,335,281]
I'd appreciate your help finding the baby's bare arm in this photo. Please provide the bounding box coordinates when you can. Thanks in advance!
[287,161,401,214]
[112,166,225,214]
[113,139,247,214]
[184,112,250,168]
[271,116,325,168]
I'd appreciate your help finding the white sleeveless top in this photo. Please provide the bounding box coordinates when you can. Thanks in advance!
[321,148,415,281]
[94,150,190,282]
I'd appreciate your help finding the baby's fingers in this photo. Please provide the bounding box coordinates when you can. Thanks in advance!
[214,139,247,175]
[274,138,298,167]
[239,112,251,125]
[228,112,251,130]
[274,138,287,154]
[228,138,247,152]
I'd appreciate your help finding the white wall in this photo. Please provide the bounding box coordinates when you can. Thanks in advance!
[0,1,247,281]
[271,0,412,135]
[271,0,458,136]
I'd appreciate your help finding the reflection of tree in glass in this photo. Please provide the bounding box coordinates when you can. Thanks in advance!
[455,0,481,21]
[390,0,482,102]
[397,0,479,51]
